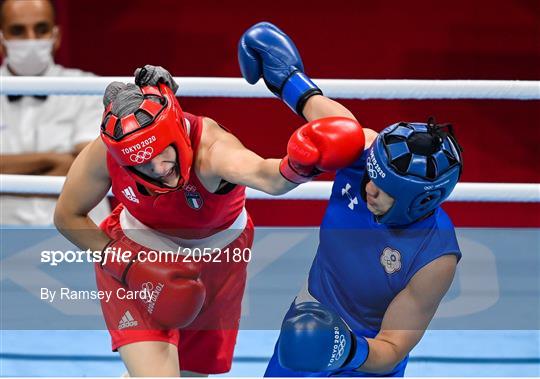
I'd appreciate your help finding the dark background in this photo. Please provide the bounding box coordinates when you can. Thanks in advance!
[53,0,540,226]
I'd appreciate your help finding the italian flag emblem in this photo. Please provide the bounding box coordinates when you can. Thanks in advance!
[185,191,203,210]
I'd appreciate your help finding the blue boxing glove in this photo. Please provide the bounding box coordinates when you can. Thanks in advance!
[238,22,322,117]
[277,302,369,372]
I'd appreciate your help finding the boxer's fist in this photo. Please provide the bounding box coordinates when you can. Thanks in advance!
[238,22,322,116]
[101,237,205,329]
[278,302,369,372]
[134,64,179,93]
[124,258,205,329]
[280,117,365,184]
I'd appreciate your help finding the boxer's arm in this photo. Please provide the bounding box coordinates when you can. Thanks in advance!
[238,23,378,147]
[204,118,297,195]
[54,138,113,252]
[303,95,356,122]
[359,254,457,373]
[303,95,379,147]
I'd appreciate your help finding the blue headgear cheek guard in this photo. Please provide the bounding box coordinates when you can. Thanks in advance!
[366,121,462,226]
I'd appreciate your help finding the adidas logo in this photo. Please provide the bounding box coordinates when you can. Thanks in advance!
[122,186,139,203]
[118,310,138,329]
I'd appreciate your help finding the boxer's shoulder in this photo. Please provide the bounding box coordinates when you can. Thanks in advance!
[192,117,238,191]
[201,115,230,137]
[197,117,229,159]
[199,117,243,155]
[83,137,110,179]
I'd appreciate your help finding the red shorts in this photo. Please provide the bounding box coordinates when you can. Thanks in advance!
[95,205,254,374]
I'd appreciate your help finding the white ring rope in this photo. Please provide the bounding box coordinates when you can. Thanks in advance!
[1,77,537,202]
[1,77,539,99]
[1,175,538,202]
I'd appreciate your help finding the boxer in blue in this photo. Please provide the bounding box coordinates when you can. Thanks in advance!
[239,23,464,377]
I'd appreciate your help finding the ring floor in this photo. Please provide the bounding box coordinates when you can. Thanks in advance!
[1,227,539,376]
[1,330,539,376]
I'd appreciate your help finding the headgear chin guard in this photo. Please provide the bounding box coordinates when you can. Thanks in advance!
[364,119,463,226]
[100,83,192,193]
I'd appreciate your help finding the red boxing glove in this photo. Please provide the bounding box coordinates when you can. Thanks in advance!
[101,237,206,329]
[280,117,365,183]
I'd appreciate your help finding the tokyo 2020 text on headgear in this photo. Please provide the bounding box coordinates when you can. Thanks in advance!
[100,83,192,193]
[364,118,463,226]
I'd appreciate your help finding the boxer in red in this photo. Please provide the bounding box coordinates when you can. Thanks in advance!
[54,65,365,376]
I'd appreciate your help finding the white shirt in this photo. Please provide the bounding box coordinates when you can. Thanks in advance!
[0,63,110,225]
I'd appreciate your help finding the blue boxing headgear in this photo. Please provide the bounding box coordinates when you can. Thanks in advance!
[364,118,463,226]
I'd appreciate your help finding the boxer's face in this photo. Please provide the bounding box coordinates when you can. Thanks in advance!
[365,180,394,216]
[133,145,179,187]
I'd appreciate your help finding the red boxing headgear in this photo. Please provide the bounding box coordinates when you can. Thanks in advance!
[100,83,192,193]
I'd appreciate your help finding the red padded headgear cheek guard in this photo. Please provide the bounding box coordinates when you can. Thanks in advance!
[100,83,193,193]
[161,84,193,189]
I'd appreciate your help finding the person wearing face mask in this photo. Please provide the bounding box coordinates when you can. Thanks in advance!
[0,0,109,225]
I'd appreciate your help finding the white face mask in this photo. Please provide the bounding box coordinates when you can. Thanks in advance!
[2,35,55,76]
